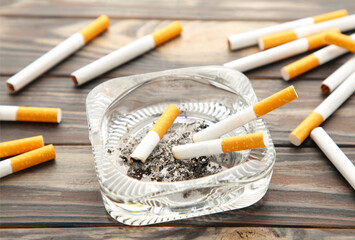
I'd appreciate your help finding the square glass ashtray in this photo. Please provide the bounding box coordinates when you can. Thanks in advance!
[86,66,275,226]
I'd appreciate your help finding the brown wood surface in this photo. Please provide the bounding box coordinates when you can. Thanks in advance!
[0,0,355,238]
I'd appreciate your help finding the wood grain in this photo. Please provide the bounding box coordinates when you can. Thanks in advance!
[0,227,354,240]
[1,146,354,228]
[1,0,355,21]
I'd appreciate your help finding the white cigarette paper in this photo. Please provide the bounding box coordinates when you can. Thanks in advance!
[321,55,355,94]
[311,127,355,189]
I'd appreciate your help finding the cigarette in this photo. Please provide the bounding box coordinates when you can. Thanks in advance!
[5,15,110,93]
[321,55,355,94]
[0,105,62,123]
[173,132,268,160]
[224,29,339,72]
[0,145,56,178]
[281,33,355,81]
[228,9,347,51]
[324,32,355,53]
[289,71,355,146]
[0,136,44,158]
[310,127,355,189]
[71,21,182,86]
[130,105,180,163]
[258,14,355,50]
[193,86,298,142]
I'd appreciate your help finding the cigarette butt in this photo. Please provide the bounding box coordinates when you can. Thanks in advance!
[151,21,182,47]
[258,14,355,50]
[130,105,180,162]
[173,132,268,160]
[0,106,62,123]
[325,32,355,52]
[289,112,324,146]
[5,15,110,93]
[79,15,110,43]
[311,127,355,189]
[0,145,56,178]
[193,86,298,142]
[71,21,183,86]
[0,136,44,158]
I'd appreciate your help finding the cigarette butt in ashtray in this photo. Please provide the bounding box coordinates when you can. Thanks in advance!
[0,105,62,123]
[0,136,44,158]
[311,127,355,190]
[173,132,268,160]
[258,14,355,50]
[71,21,183,86]
[321,55,355,94]
[289,71,355,146]
[224,29,339,72]
[281,33,355,81]
[5,15,109,93]
[0,145,56,178]
[130,105,180,163]
[193,86,298,142]
[324,32,355,52]
[227,9,347,51]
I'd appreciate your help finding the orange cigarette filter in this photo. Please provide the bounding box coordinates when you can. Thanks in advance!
[313,9,348,23]
[151,105,180,138]
[221,132,266,153]
[151,21,183,47]
[325,32,355,52]
[253,86,298,117]
[282,54,320,80]
[0,136,44,158]
[306,29,340,50]
[79,15,110,43]
[289,112,324,146]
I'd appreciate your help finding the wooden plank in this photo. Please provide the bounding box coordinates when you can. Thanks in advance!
[0,146,354,228]
[1,0,354,21]
[0,17,354,80]
[0,227,354,240]
[1,77,354,147]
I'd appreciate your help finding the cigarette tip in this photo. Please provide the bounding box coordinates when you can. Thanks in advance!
[281,68,290,81]
[289,133,301,146]
[290,85,299,99]
[321,83,330,94]
[258,38,265,50]
[6,82,15,93]
[71,75,79,86]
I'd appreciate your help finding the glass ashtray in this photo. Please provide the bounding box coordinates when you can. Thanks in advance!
[86,66,276,226]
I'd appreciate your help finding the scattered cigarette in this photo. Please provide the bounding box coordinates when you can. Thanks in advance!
[130,105,180,163]
[324,32,355,52]
[321,55,355,94]
[224,29,339,72]
[0,145,56,178]
[173,132,268,160]
[281,33,355,81]
[0,136,44,158]
[0,105,62,123]
[289,71,355,146]
[310,127,355,189]
[5,15,110,93]
[258,14,355,50]
[71,21,183,86]
[193,86,298,142]
[228,9,347,51]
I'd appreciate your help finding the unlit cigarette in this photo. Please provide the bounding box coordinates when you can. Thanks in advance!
[325,32,355,53]
[281,33,355,81]
[173,132,268,160]
[71,21,182,86]
[0,136,44,158]
[0,145,56,178]
[321,55,355,94]
[259,14,355,50]
[311,127,355,189]
[228,9,347,51]
[130,105,180,163]
[224,29,339,72]
[6,15,110,93]
[0,105,62,123]
[193,86,298,142]
[289,72,355,146]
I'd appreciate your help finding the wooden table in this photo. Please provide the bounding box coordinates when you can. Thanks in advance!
[1,1,354,239]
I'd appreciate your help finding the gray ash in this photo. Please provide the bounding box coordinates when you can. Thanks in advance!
[119,121,224,182]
